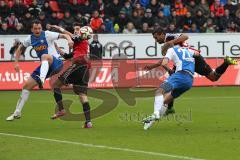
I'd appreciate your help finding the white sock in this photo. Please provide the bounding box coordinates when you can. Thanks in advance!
[154,94,167,118]
[14,89,30,115]
[154,94,163,117]
[40,60,49,83]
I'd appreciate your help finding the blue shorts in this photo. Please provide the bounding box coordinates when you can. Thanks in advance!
[31,56,63,82]
[160,71,193,98]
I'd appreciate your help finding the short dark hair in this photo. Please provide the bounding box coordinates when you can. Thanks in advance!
[73,22,81,27]
[152,27,165,35]
[31,19,42,28]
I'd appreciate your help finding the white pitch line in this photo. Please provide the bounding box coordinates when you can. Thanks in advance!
[0,132,205,160]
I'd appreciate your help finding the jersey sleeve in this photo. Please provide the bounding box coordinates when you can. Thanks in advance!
[164,48,175,61]
[22,36,31,47]
[45,31,59,41]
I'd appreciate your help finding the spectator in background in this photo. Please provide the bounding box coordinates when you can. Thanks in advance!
[142,8,154,29]
[0,22,11,34]
[234,10,240,28]
[218,9,233,32]
[104,17,114,33]
[209,11,221,32]
[139,0,150,8]
[139,0,149,8]
[159,0,171,5]
[173,0,188,16]
[140,23,151,33]
[210,0,224,17]
[21,11,33,33]
[122,1,132,16]
[205,18,216,32]
[159,2,171,17]
[69,0,81,17]
[113,23,121,33]
[188,23,200,33]
[105,0,122,18]
[123,22,138,34]
[90,34,103,60]
[224,0,237,17]
[13,23,25,34]
[93,0,105,16]
[154,10,169,31]
[49,12,60,25]
[166,23,179,33]
[36,0,45,6]
[98,23,108,33]
[38,12,48,30]
[226,21,240,32]
[41,1,52,18]
[74,13,88,26]
[153,22,160,30]
[130,10,142,30]
[60,10,75,31]
[80,0,94,15]
[9,39,25,60]
[90,10,103,32]
[168,10,181,28]
[187,0,198,16]
[147,0,159,16]
[58,0,71,11]
[114,10,130,32]
[181,11,194,32]
[197,0,210,18]
[28,0,41,18]
[195,10,207,32]
[83,13,91,25]
[5,13,19,29]
[0,0,9,19]
[11,0,28,18]
[133,3,145,17]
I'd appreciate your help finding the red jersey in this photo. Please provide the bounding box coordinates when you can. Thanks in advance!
[72,39,90,67]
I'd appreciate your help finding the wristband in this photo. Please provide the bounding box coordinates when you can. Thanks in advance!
[60,28,65,32]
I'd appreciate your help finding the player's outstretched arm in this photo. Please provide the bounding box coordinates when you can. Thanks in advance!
[144,58,170,71]
[59,33,74,48]
[55,43,73,60]
[168,34,189,45]
[49,25,73,37]
[14,44,26,72]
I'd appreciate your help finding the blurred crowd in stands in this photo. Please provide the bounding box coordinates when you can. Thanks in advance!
[1,0,240,35]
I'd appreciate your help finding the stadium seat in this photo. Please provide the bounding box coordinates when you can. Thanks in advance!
[7,1,14,8]
[49,1,60,12]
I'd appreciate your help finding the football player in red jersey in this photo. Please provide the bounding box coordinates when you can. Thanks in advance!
[49,23,93,128]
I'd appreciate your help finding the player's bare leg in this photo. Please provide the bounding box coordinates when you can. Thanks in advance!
[51,79,65,119]
[38,54,53,89]
[6,77,38,121]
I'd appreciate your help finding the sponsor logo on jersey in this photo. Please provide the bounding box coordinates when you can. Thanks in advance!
[34,45,47,51]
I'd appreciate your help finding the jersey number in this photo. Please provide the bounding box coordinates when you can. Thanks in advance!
[177,48,194,62]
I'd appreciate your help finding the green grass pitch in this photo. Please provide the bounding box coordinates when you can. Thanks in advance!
[0,87,240,160]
